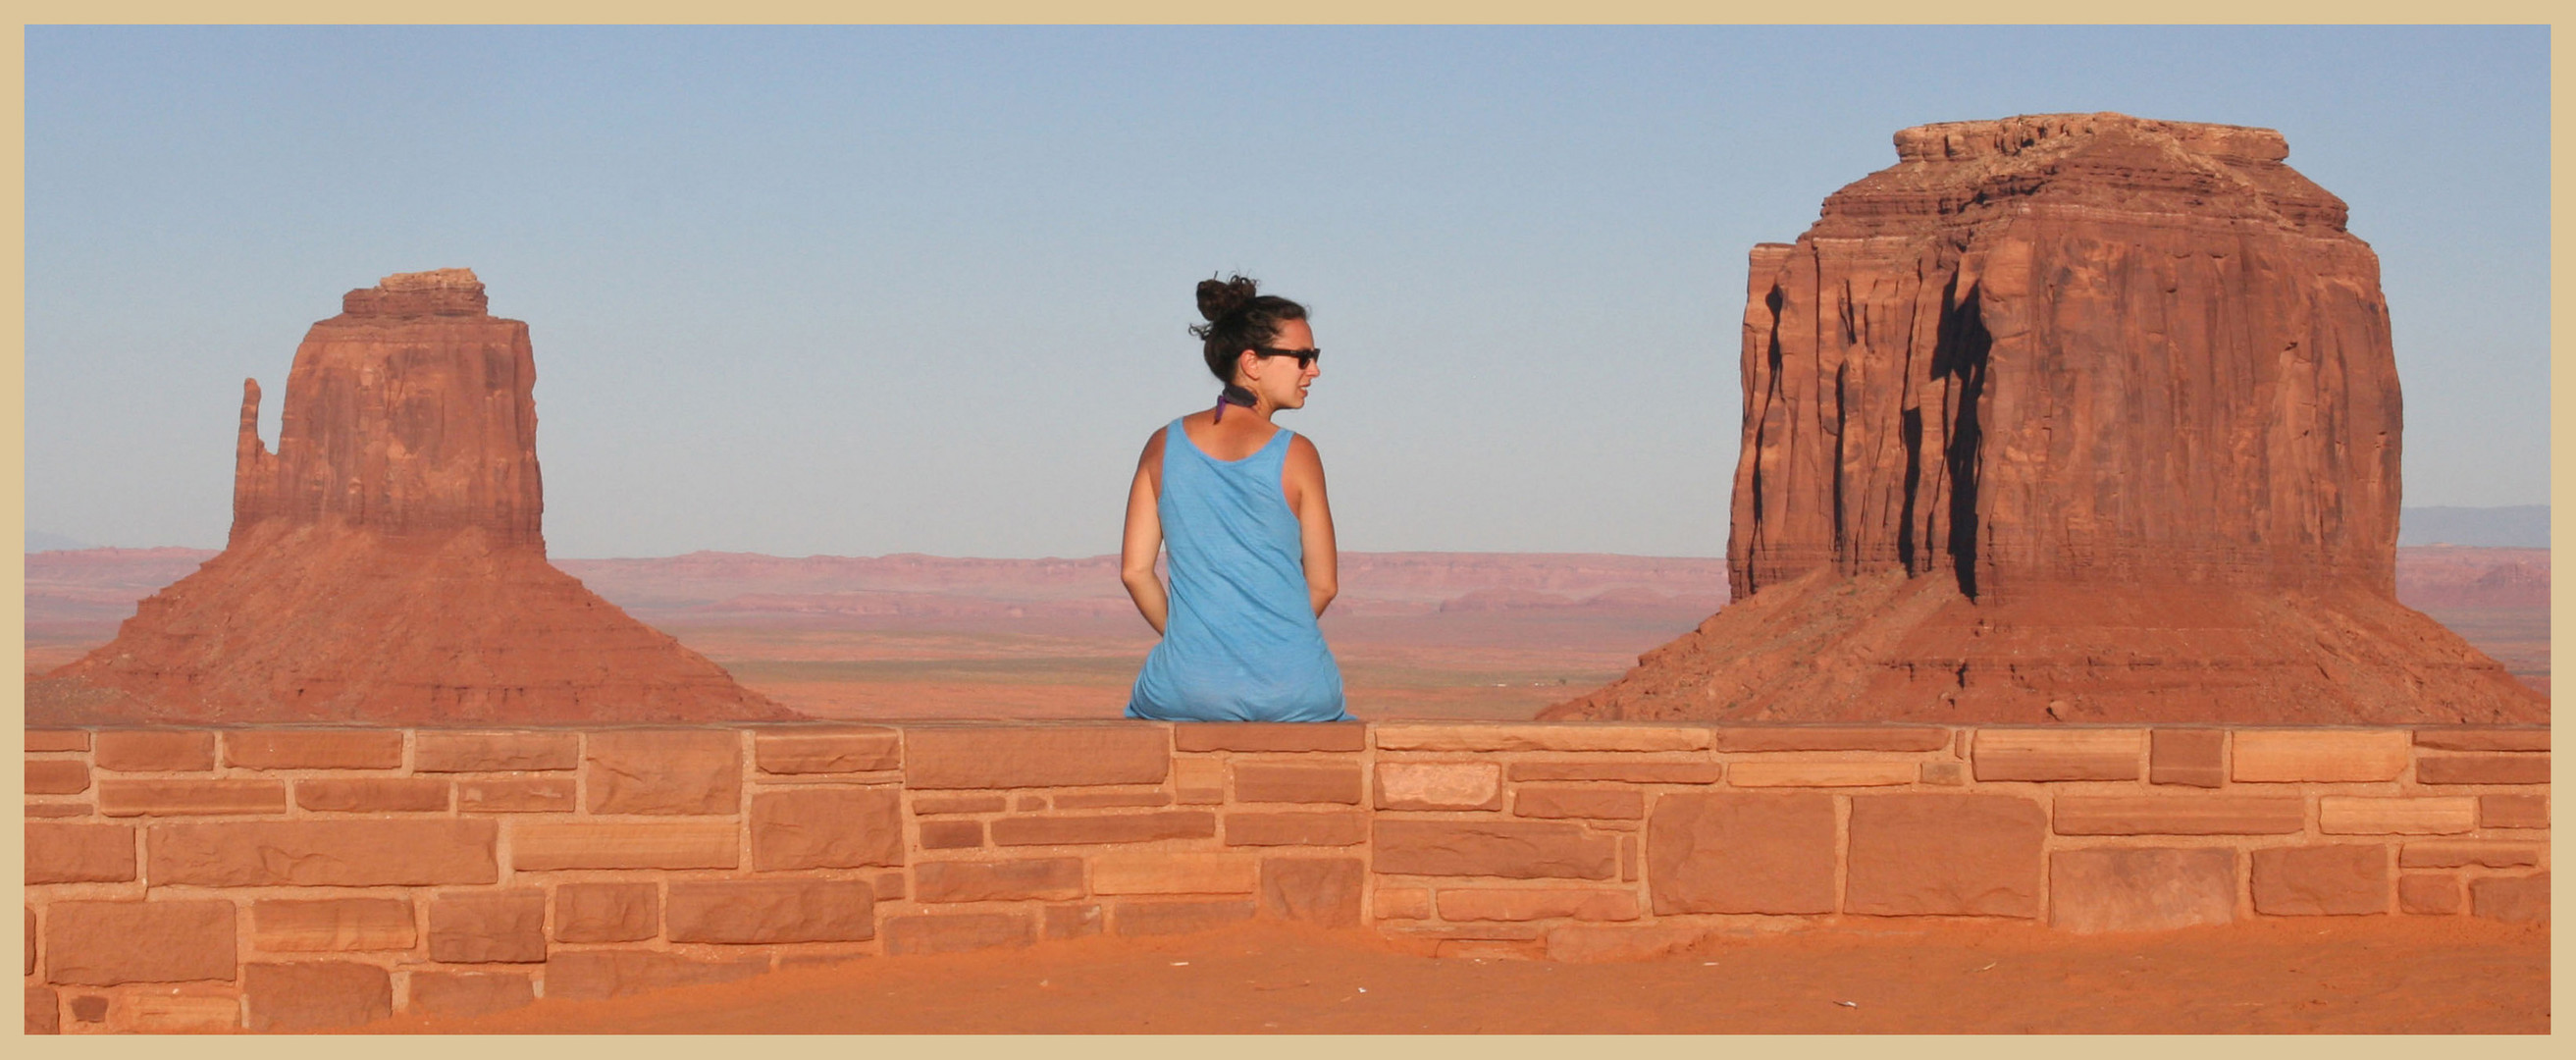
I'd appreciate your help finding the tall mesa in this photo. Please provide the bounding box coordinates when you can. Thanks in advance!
[1547,114,2544,724]
[33,269,795,725]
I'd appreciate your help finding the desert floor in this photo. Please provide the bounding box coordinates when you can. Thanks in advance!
[26,547,2545,719]
[357,916,2548,1034]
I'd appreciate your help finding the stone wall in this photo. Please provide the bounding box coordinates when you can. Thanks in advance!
[23,720,2550,1033]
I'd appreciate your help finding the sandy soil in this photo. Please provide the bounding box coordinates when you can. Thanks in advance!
[362,917,2548,1034]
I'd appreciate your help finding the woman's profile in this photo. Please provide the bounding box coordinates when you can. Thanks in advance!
[1120,275,1350,722]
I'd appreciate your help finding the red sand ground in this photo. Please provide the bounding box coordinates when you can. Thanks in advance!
[361,917,2549,1034]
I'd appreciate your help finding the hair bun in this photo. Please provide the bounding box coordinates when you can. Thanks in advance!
[1195,274,1259,322]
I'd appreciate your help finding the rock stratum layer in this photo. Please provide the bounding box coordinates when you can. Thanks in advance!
[32,269,793,725]
[1546,114,2544,724]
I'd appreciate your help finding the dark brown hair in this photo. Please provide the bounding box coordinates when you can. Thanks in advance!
[1189,274,1306,386]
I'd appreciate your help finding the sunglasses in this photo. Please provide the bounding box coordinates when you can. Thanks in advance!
[1253,345,1322,369]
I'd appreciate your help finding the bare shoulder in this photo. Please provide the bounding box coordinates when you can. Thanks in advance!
[1138,426,1168,466]
[1285,432,1326,476]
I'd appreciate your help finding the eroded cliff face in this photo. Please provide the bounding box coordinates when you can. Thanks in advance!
[232,268,544,547]
[34,269,795,725]
[1548,114,2543,724]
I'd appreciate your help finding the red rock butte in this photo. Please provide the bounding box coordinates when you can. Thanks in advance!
[1545,114,2546,725]
[30,268,796,725]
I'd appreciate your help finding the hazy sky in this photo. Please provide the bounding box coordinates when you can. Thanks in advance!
[25,26,2550,558]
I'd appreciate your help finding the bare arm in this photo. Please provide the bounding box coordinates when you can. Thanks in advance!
[1120,429,1170,635]
[1283,434,1338,617]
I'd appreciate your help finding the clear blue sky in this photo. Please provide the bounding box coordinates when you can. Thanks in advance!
[25,26,2550,558]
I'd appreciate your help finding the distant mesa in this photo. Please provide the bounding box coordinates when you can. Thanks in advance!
[1546,114,2546,724]
[30,269,797,725]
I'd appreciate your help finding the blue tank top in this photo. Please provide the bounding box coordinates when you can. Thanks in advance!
[1126,417,1349,721]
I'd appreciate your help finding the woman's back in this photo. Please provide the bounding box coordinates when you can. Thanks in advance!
[1126,417,1345,721]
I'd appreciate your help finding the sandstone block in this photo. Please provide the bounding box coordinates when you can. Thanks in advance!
[915,858,1087,902]
[2480,794,2548,829]
[2318,796,2477,835]
[406,971,535,1019]
[26,760,89,795]
[913,792,1007,815]
[1219,810,1365,847]
[27,985,59,1034]
[544,951,767,1001]
[2397,874,2461,915]
[1375,887,1432,920]
[1845,794,2046,917]
[881,912,1033,955]
[98,778,289,816]
[988,811,1216,846]
[2414,753,2550,785]
[2469,874,2548,925]
[2412,727,2549,752]
[667,879,875,943]
[2398,842,2540,869]
[1054,790,1174,809]
[150,820,498,885]
[127,989,242,1033]
[1513,785,1645,820]
[586,729,741,815]
[1712,725,1950,752]
[90,730,216,772]
[68,992,108,1025]
[1113,898,1256,936]
[552,881,658,943]
[753,726,902,773]
[1259,857,1363,927]
[27,729,90,752]
[1233,762,1363,804]
[295,777,449,813]
[1374,722,1710,753]
[1174,757,1224,803]
[2232,730,2408,782]
[1973,728,2144,781]
[46,900,237,984]
[245,962,393,1031]
[2047,847,2237,932]
[1919,761,1966,785]
[1092,853,1258,894]
[905,724,1170,788]
[920,820,983,849]
[414,731,579,772]
[1544,925,1710,964]
[1175,722,1365,752]
[1647,792,1835,915]
[455,775,574,812]
[1508,761,1722,783]
[1016,795,1049,811]
[2250,844,2389,915]
[26,802,91,818]
[2050,796,2305,835]
[223,729,404,769]
[428,889,547,962]
[1725,761,1915,787]
[26,822,135,884]
[509,822,736,871]
[1438,887,1640,922]
[1043,904,1104,939]
[750,786,903,871]
[872,871,906,900]
[1373,820,1617,879]
[251,898,416,952]
[1375,762,1504,810]
[2149,729,2228,787]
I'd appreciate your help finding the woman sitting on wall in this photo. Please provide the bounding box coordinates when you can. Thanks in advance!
[1119,275,1350,722]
